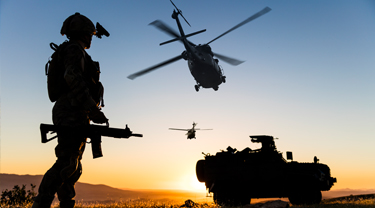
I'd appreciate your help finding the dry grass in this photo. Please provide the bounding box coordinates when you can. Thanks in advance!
[73,198,375,208]
[73,199,217,208]
[3,198,375,208]
[292,198,375,208]
[0,199,217,208]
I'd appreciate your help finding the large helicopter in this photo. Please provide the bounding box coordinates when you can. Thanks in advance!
[127,0,271,92]
[169,122,212,139]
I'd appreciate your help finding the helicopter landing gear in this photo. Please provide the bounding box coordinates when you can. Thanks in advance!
[195,84,200,92]
[213,86,219,91]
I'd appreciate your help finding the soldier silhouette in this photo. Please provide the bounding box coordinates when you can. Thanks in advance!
[32,13,108,208]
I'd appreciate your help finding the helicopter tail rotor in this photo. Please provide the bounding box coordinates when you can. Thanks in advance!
[170,0,191,27]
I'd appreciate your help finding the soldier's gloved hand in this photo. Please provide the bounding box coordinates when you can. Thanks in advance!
[89,107,108,124]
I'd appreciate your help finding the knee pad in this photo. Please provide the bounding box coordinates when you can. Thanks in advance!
[60,155,79,181]
[68,162,82,183]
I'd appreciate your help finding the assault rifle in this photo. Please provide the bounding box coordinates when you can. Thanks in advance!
[40,123,142,159]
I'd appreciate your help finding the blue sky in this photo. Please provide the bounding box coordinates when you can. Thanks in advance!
[1,0,375,192]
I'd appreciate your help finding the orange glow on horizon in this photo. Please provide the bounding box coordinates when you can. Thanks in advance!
[188,175,206,192]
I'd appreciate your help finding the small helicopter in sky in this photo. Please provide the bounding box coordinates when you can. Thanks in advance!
[127,0,271,92]
[169,122,212,139]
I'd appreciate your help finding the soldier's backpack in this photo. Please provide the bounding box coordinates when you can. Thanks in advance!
[45,41,69,102]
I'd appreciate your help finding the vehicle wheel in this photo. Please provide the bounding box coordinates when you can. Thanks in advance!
[288,194,303,205]
[214,191,249,206]
[289,189,322,205]
[213,191,225,206]
[306,189,322,204]
[239,196,251,206]
[196,160,205,182]
[214,191,233,206]
[195,85,199,92]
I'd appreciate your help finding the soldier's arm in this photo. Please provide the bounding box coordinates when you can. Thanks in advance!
[63,44,97,110]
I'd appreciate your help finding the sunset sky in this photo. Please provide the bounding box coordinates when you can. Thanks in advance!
[1,0,374,194]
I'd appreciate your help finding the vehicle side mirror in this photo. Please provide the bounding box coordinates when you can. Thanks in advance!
[286,151,293,161]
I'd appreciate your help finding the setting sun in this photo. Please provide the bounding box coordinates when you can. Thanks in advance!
[189,175,206,192]
[177,174,206,193]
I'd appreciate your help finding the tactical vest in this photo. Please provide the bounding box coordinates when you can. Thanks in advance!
[83,52,105,107]
[45,41,104,107]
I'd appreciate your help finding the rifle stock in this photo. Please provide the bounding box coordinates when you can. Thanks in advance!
[40,123,142,158]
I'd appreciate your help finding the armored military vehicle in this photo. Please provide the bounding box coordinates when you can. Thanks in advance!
[196,135,336,206]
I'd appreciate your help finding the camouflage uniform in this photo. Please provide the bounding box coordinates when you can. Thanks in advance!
[33,13,106,208]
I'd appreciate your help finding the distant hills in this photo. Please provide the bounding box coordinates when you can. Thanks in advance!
[0,173,207,203]
[1,173,375,203]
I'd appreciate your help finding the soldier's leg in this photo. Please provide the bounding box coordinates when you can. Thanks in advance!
[57,161,82,208]
[56,136,85,208]
[32,158,69,208]
[33,129,85,208]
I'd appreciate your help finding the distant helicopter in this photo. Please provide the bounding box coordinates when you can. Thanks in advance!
[127,0,271,91]
[169,122,212,139]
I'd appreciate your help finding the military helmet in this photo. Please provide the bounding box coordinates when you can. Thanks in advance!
[61,13,96,38]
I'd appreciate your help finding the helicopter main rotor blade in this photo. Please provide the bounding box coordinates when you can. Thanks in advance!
[160,29,206,46]
[150,20,180,39]
[213,52,244,66]
[127,55,183,80]
[149,20,196,46]
[169,128,190,131]
[206,7,271,45]
[195,129,213,130]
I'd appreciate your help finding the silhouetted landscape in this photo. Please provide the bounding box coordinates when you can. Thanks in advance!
[2,173,375,204]
[0,174,208,203]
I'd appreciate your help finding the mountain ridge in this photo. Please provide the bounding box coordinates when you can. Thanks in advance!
[2,173,375,203]
[0,173,206,202]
